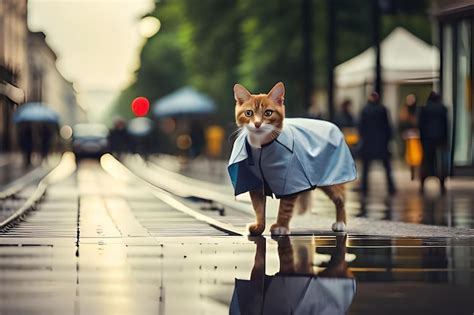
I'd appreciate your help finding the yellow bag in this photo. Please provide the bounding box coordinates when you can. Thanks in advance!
[342,128,359,146]
[404,130,423,167]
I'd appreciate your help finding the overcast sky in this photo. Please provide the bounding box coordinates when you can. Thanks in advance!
[28,0,155,121]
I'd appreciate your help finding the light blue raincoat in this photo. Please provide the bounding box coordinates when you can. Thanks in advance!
[228,118,357,198]
[230,276,356,314]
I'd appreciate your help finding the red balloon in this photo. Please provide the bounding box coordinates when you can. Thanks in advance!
[131,97,150,117]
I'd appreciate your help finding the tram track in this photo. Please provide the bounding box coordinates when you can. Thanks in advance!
[0,153,76,232]
[99,154,244,236]
[121,154,474,239]
[121,154,255,215]
[0,153,245,239]
[0,167,46,200]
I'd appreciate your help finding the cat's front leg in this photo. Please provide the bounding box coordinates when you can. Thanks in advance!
[248,189,266,235]
[270,194,298,235]
[320,184,347,232]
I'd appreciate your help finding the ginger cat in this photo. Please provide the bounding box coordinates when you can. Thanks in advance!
[232,82,350,235]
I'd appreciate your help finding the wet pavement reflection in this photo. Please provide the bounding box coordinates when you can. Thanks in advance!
[356,186,474,229]
[1,159,473,314]
[230,235,355,314]
[1,235,473,314]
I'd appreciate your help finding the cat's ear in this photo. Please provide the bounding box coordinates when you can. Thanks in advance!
[234,84,251,105]
[268,82,285,105]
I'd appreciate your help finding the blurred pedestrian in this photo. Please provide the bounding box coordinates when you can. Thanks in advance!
[307,104,324,120]
[109,118,129,158]
[399,94,422,179]
[358,92,396,196]
[127,117,154,161]
[335,99,358,154]
[190,120,205,158]
[418,91,449,194]
[39,122,57,161]
[398,94,418,133]
[398,94,419,155]
[307,94,325,120]
[17,122,33,166]
[334,99,356,129]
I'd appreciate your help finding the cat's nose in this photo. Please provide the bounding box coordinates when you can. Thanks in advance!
[255,122,262,128]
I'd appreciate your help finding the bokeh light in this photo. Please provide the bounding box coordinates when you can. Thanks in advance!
[131,96,150,117]
[161,118,176,134]
[176,134,192,150]
[138,16,161,38]
[59,125,73,140]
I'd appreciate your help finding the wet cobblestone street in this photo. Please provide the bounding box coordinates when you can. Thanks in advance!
[0,156,473,314]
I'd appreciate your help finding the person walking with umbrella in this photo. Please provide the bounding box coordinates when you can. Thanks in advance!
[17,121,33,166]
[14,103,60,166]
[358,92,397,196]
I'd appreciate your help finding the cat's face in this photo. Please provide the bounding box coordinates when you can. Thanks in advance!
[234,82,286,145]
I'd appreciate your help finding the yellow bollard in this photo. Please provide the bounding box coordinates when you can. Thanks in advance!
[205,125,225,158]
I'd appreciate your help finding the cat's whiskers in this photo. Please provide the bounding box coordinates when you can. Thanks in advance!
[229,127,244,141]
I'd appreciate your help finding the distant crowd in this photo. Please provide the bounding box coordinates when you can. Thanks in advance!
[331,91,448,195]
[16,89,449,198]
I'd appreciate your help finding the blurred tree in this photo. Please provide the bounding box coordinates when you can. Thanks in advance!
[110,0,432,123]
[111,1,187,120]
[335,0,431,69]
[238,0,309,116]
[179,0,241,125]
[336,0,372,66]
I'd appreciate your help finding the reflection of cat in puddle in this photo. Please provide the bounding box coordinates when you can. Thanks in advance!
[230,235,355,315]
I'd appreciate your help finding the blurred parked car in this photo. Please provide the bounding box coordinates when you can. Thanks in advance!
[72,123,109,159]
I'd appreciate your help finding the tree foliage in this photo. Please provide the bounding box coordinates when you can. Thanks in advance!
[179,0,241,123]
[111,0,432,123]
[111,1,187,120]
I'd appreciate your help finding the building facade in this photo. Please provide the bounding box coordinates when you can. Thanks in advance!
[0,1,85,153]
[434,1,474,175]
[0,0,29,152]
[28,32,86,126]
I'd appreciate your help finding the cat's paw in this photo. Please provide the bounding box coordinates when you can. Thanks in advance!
[270,224,290,236]
[247,223,265,236]
[331,221,346,232]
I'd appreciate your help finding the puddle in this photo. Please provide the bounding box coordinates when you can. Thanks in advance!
[1,235,473,314]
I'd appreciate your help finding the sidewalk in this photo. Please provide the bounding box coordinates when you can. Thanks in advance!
[0,153,33,190]
[150,154,474,229]
[0,152,61,192]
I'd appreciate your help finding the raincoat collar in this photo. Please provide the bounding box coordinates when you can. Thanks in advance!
[228,124,294,166]
[272,124,294,152]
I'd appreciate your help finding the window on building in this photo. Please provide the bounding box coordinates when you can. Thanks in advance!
[454,19,473,166]
[442,24,453,109]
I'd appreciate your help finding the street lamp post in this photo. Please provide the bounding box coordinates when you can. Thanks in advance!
[372,0,382,97]
[301,0,314,111]
[327,0,336,121]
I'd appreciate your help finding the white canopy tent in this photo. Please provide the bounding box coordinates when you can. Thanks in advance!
[335,27,439,124]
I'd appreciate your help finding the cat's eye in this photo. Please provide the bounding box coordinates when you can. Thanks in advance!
[244,110,253,117]
[264,110,274,117]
